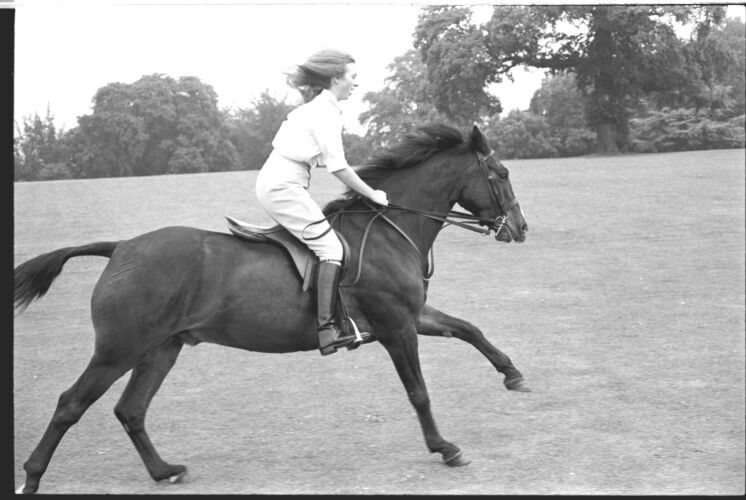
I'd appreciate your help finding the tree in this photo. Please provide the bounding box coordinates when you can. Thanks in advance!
[529,72,588,130]
[226,91,296,170]
[413,7,502,126]
[74,74,240,178]
[14,109,65,181]
[414,5,727,153]
[528,72,596,156]
[487,109,560,159]
[359,50,451,150]
[681,16,745,119]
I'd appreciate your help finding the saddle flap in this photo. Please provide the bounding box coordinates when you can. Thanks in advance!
[226,215,349,291]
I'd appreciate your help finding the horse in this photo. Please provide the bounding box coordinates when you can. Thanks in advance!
[14,123,529,494]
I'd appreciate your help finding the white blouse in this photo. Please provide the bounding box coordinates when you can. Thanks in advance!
[271,89,350,173]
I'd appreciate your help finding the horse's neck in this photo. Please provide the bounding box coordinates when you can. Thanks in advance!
[379,157,463,253]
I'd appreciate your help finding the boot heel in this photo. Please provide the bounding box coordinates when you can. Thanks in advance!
[320,344,338,356]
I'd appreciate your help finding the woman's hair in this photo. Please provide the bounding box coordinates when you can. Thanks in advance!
[286,49,355,102]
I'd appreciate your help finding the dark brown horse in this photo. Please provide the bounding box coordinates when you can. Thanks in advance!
[14,124,529,494]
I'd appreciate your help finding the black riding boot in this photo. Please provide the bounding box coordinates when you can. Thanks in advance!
[316,260,356,356]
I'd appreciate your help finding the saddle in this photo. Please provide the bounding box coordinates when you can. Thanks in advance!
[225,215,350,291]
[225,215,370,350]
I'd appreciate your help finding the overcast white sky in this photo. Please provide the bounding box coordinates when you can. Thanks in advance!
[10,1,745,135]
[10,1,546,134]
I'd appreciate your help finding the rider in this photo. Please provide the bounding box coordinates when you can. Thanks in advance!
[255,49,389,356]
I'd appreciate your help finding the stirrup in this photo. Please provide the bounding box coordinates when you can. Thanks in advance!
[344,316,369,351]
[318,324,356,356]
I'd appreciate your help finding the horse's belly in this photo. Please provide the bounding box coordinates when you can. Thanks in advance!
[182,242,319,353]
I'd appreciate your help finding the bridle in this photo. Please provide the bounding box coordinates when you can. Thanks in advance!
[305,148,520,284]
[474,149,519,236]
[378,149,518,237]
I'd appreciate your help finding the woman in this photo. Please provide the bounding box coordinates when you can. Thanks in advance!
[255,49,389,356]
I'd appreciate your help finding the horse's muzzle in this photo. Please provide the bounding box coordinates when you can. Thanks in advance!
[494,221,528,243]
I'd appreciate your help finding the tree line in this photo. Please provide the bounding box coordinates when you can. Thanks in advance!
[14,5,745,181]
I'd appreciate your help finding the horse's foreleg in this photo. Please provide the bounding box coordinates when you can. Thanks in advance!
[379,327,470,467]
[114,336,186,484]
[417,304,530,392]
[17,353,135,494]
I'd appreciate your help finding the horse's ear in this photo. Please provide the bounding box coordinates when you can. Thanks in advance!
[470,125,490,154]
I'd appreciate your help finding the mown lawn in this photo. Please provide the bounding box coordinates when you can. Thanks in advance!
[13,148,745,494]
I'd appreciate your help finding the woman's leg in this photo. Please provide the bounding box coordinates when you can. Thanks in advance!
[255,157,352,354]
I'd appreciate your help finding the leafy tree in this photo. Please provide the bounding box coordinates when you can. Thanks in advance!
[529,72,588,130]
[13,127,23,179]
[227,91,296,170]
[342,132,375,166]
[359,50,450,150]
[528,72,596,156]
[485,109,561,159]
[14,110,65,181]
[647,18,746,120]
[74,74,240,178]
[413,8,502,126]
[414,4,727,153]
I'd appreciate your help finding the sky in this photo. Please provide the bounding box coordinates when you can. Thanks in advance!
[10,0,546,134]
[10,1,746,135]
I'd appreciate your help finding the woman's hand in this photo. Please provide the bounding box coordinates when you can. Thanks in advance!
[333,167,389,206]
[369,189,389,206]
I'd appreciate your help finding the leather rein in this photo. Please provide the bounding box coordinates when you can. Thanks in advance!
[305,150,518,287]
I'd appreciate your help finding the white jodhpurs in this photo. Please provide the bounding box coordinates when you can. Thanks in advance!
[255,151,344,261]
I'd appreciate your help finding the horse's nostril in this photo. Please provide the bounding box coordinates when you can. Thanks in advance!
[522,224,528,233]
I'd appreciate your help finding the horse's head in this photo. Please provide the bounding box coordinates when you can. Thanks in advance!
[457,126,528,243]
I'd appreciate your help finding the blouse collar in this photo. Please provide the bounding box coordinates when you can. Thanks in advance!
[317,89,342,114]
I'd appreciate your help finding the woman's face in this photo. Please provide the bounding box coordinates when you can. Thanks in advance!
[330,62,358,101]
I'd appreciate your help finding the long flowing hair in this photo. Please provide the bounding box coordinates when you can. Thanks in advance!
[286,49,355,102]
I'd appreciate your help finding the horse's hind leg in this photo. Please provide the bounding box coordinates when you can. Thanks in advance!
[113,336,186,484]
[17,353,136,494]
[417,304,530,392]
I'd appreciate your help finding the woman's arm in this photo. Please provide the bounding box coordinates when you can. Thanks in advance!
[333,167,388,205]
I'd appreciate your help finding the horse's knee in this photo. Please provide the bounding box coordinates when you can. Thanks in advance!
[407,388,430,410]
[51,392,87,428]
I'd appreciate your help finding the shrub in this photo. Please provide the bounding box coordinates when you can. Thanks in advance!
[629,109,745,153]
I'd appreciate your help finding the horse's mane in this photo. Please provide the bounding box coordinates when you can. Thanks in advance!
[324,123,470,215]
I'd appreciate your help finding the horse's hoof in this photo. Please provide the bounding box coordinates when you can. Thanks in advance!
[443,450,470,467]
[504,376,531,392]
[15,482,38,495]
[168,468,188,484]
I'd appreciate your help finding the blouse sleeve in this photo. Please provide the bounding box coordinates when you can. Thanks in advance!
[309,108,350,173]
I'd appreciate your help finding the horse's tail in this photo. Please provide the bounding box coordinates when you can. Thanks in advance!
[14,241,119,312]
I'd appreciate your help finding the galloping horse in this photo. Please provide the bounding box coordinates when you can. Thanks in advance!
[14,124,529,494]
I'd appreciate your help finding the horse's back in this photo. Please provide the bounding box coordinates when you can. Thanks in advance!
[91,226,316,353]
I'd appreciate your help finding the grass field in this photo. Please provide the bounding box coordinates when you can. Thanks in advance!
[13,148,745,494]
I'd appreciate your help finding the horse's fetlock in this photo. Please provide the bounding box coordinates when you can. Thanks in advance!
[23,458,46,478]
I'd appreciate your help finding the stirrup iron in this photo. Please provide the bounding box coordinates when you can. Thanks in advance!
[345,317,372,351]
